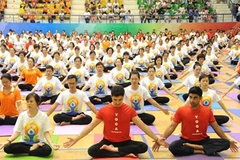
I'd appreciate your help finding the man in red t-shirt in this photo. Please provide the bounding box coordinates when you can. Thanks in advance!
[153,87,238,156]
[63,85,168,158]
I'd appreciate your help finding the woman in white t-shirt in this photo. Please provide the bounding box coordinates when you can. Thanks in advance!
[141,66,177,105]
[1,48,20,74]
[154,55,172,88]
[162,52,178,79]
[222,76,240,101]
[50,52,68,81]
[102,47,116,72]
[110,58,130,88]
[85,51,99,76]
[186,74,233,125]
[124,70,169,125]
[31,65,65,104]
[0,93,59,157]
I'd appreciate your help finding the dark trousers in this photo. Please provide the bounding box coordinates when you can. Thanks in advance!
[182,57,190,65]
[138,113,155,125]
[1,69,8,74]
[88,138,148,158]
[214,115,229,126]
[166,74,178,80]
[135,67,147,72]
[0,116,18,125]
[116,82,131,88]
[104,66,115,72]
[165,82,172,88]
[231,60,238,65]
[53,75,65,81]
[40,94,59,104]
[12,75,19,81]
[89,95,112,104]
[174,65,184,71]
[169,137,230,156]
[238,94,240,101]
[39,67,46,72]
[210,66,221,72]
[4,142,52,157]
[144,96,170,105]
[53,112,92,125]
[18,84,34,91]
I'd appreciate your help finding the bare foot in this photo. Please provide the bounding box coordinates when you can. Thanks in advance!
[100,144,116,152]
[0,115,5,119]
[75,114,86,120]
[125,153,137,158]
[60,121,71,126]
[94,97,102,102]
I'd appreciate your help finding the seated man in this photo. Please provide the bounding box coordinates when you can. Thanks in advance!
[154,87,238,156]
[63,85,168,158]
[82,62,115,104]
[47,75,97,126]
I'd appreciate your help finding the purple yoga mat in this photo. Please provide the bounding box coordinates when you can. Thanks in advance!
[165,134,180,144]
[39,104,62,112]
[176,154,224,160]
[53,125,89,135]
[226,93,239,102]
[0,125,14,136]
[158,90,167,94]
[130,125,158,134]
[230,133,240,142]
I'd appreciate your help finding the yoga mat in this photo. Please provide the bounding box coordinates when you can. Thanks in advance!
[158,90,167,94]
[212,102,222,109]
[87,104,106,111]
[164,134,180,144]
[225,82,239,89]
[163,79,181,83]
[230,133,240,142]
[39,104,62,112]
[226,93,240,102]
[130,125,158,134]
[229,109,240,117]
[93,134,139,160]
[176,154,223,160]
[4,135,59,160]
[144,104,174,112]
[177,93,185,102]
[139,72,147,76]
[0,125,14,136]
[207,125,230,133]
[53,125,89,135]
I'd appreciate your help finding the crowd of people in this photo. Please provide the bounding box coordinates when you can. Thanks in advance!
[0,27,239,158]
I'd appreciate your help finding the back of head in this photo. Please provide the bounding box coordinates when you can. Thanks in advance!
[111,85,125,97]
[188,86,202,97]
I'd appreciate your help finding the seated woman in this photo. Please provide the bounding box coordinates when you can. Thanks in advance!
[0,73,22,125]
[47,75,97,126]
[31,65,65,104]
[154,55,173,88]
[85,51,99,76]
[133,48,149,72]
[82,62,115,105]
[110,58,131,88]
[102,47,116,72]
[124,70,169,125]
[172,62,202,101]
[122,51,134,73]
[222,76,240,101]
[35,46,53,72]
[15,57,42,91]
[0,93,59,157]
[186,74,233,125]
[62,56,89,90]
[1,48,20,74]
[7,51,28,81]
[168,46,185,71]
[141,66,177,105]
[162,52,178,79]
[50,52,68,81]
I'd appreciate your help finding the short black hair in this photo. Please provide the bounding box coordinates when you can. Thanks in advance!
[26,93,41,106]
[193,61,201,69]
[129,70,140,79]
[111,85,125,97]
[74,56,82,62]
[199,74,209,82]
[67,74,78,82]
[154,55,162,65]
[116,58,123,64]
[96,61,104,68]
[147,66,155,72]
[1,73,12,81]
[46,65,54,71]
[188,86,202,97]
[53,52,60,56]
[123,51,129,56]
[18,51,26,57]
[89,50,96,55]
[28,57,35,63]
[197,54,205,61]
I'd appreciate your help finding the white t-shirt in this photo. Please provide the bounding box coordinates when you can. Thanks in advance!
[84,59,99,75]
[154,65,168,81]
[102,55,116,67]
[87,74,115,98]
[30,51,42,63]
[67,67,89,85]
[140,77,164,98]
[188,63,211,75]
[37,55,53,68]
[123,60,134,73]
[133,55,149,68]
[110,67,130,83]
[162,60,174,73]
[201,89,220,109]
[33,76,64,97]
[182,74,200,90]
[12,60,28,75]
[4,55,20,69]
[56,90,90,114]
[234,76,240,86]
[50,60,67,76]
[14,111,51,144]
[124,85,151,114]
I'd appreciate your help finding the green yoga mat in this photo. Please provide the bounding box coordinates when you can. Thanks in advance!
[4,135,59,160]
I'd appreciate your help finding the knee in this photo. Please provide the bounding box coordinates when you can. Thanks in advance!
[146,114,155,125]
[139,143,148,153]
[88,146,98,157]
[41,145,52,157]
[4,144,13,154]
[168,142,178,155]
[85,116,92,124]
[222,139,230,150]
[53,114,61,123]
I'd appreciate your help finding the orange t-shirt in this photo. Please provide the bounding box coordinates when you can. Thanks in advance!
[21,68,42,85]
[0,87,21,116]
[102,41,110,51]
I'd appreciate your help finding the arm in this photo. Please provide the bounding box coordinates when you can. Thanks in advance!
[224,72,238,82]
[165,74,173,84]
[14,76,23,87]
[218,100,233,120]
[172,83,185,93]
[147,98,169,115]
[16,101,23,113]
[85,101,97,115]
[44,131,60,150]
[177,70,189,79]
[81,84,90,91]
[210,122,229,139]
[162,87,178,99]
[63,118,102,148]
[162,121,179,139]
[222,84,236,98]
[0,131,21,150]
[47,102,60,116]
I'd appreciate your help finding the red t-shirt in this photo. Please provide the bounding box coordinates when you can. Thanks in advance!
[96,103,137,142]
[173,104,216,141]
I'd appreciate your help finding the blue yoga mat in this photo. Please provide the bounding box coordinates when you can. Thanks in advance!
[87,104,105,111]
[163,79,181,83]
[225,82,239,89]
[144,104,174,112]
[229,109,240,117]
[212,102,222,109]
[177,93,185,102]
[207,125,230,133]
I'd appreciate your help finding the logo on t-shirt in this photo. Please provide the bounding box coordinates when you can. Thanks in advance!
[23,121,40,145]
[95,79,106,95]
[194,80,200,87]
[138,59,144,67]
[107,59,113,67]
[148,82,157,97]
[130,93,142,110]
[9,58,16,68]
[54,64,61,76]
[155,70,163,79]
[19,65,26,74]
[74,70,82,84]
[123,63,131,72]
[42,58,48,67]
[116,72,124,83]
[43,82,54,97]
[201,95,212,108]
[67,96,79,115]
[89,63,96,73]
